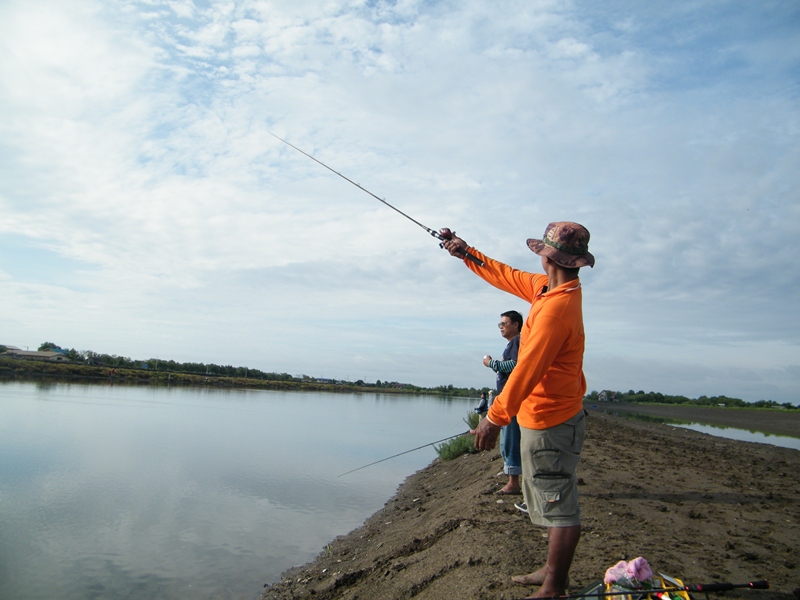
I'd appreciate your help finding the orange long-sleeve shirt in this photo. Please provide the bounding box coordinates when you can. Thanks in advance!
[465,247,586,430]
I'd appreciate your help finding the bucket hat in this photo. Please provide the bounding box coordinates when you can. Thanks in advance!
[527,222,595,268]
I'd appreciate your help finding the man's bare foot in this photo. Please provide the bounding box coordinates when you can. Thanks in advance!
[511,568,546,586]
[496,484,522,495]
[512,570,569,589]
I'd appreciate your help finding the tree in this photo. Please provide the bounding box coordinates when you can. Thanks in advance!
[38,342,62,351]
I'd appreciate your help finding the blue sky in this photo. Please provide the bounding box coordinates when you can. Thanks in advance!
[1,0,798,403]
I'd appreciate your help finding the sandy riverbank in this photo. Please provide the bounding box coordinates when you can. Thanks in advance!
[261,411,799,600]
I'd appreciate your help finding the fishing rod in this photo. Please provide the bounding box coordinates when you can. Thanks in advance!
[523,580,769,600]
[268,132,484,266]
[338,431,470,477]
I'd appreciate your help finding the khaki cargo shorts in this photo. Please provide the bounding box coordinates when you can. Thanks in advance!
[520,410,586,528]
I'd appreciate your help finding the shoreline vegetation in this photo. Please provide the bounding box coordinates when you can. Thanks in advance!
[0,341,491,396]
[1,345,797,410]
[0,355,478,396]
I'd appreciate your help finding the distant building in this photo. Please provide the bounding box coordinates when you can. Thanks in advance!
[4,349,71,362]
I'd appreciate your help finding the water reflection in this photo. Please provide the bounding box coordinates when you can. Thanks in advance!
[671,422,800,451]
[0,382,472,600]
[602,409,800,450]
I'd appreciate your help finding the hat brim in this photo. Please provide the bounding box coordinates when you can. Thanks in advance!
[527,239,595,268]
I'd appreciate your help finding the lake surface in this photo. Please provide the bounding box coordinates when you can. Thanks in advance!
[671,422,800,451]
[0,381,474,600]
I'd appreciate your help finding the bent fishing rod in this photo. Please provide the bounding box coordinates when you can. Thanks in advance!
[338,431,470,477]
[268,132,484,266]
[522,580,769,600]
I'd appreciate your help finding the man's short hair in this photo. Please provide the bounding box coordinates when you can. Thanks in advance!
[501,310,523,330]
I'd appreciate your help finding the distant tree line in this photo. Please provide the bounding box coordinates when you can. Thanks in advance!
[585,389,797,410]
[27,343,792,407]
[15,342,489,397]
[35,342,296,381]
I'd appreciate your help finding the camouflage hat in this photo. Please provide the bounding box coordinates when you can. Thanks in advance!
[527,222,595,268]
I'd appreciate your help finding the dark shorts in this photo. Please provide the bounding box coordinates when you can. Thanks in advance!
[520,411,586,527]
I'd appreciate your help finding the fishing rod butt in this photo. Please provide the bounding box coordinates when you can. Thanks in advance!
[437,241,485,267]
[450,246,485,267]
[689,581,769,593]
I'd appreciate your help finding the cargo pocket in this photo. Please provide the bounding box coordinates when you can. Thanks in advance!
[533,473,576,518]
[532,448,563,474]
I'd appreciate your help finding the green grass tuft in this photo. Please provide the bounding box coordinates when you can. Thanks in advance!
[435,411,482,460]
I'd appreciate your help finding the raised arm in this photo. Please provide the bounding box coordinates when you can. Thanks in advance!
[441,231,544,301]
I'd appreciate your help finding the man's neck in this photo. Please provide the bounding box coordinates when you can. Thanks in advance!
[545,267,579,290]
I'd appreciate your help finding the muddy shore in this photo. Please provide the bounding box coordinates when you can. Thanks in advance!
[261,410,799,600]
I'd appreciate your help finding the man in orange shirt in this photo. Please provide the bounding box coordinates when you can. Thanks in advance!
[443,222,594,599]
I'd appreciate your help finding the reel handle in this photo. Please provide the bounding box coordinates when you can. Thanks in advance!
[438,228,485,266]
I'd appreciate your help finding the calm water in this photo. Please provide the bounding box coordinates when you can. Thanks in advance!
[599,407,800,451]
[0,381,474,600]
[672,422,800,450]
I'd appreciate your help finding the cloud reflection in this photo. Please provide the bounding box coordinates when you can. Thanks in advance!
[0,383,471,598]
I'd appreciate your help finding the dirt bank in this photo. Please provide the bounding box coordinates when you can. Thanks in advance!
[261,411,799,600]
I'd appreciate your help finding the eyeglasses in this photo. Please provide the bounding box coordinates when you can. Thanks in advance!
[498,322,511,328]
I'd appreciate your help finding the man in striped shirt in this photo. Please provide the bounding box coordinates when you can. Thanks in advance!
[485,310,523,495]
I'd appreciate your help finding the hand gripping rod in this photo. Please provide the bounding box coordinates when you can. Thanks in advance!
[269,132,483,266]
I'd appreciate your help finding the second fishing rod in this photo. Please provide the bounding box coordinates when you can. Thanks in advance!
[269,132,484,267]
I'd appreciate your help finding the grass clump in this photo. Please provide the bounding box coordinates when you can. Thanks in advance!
[435,411,481,460]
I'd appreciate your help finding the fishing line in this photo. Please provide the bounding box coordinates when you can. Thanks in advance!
[338,431,470,477]
[269,132,484,266]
